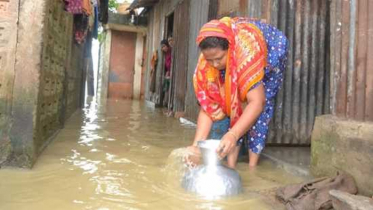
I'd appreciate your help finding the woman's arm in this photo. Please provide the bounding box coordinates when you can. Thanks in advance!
[216,83,266,158]
[192,109,213,146]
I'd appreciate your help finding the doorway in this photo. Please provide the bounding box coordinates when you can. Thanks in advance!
[108,30,137,99]
[160,12,174,109]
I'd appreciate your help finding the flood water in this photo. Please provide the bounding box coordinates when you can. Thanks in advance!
[0,99,305,210]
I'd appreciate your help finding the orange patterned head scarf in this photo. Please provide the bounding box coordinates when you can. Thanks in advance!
[193,17,267,127]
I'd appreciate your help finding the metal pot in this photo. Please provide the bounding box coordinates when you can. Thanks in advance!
[182,140,242,198]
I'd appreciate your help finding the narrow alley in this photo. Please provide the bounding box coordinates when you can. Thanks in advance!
[0,99,304,209]
[1,0,373,209]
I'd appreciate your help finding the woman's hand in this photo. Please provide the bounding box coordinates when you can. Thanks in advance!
[183,146,201,168]
[214,84,265,159]
[216,131,238,159]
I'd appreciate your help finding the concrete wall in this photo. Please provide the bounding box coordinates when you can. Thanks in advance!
[97,30,112,107]
[7,0,47,168]
[133,34,145,100]
[0,0,19,165]
[311,115,373,196]
[0,0,86,168]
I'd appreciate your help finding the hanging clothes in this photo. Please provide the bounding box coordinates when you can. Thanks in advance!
[91,0,98,6]
[92,6,99,39]
[82,0,93,15]
[149,51,158,93]
[64,0,93,15]
[74,14,89,44]
[88,2,95,29]
[64,0,83,14]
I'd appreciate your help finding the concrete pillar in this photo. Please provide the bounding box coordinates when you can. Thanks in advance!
[97,30,112,107]
[9,0,47,168]
[311,115,373,196]
[133,33,144,100]
[0,0,19,165]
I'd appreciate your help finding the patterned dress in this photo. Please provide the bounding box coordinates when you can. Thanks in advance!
[208,20,288,154]
[247,21,287,153]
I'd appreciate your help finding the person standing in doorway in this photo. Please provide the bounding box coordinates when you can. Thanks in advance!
[188,17,288,169]
[161,39,172,110]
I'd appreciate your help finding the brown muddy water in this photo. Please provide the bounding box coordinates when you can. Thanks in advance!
[0,99,305,210]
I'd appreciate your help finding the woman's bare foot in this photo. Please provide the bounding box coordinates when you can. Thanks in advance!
[248,150,260,167]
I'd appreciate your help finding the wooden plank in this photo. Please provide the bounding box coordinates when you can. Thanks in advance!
[308,0,318,137]
[266,0,276,144]
[272,0,287,144]
[208,0,218,20]
[144,9,154,100]
[270,0,281,144]
[346,0,357,119]
[238,0,248,17]
[336,0,350,118]
[282,0,295,144]
[364,0,373,121]
[269,0,279,27]
[173,0,190,112]
[291,0,302,144]
[184,0,209,121]
[247,0,262,18]
[330,0,342,116]
[279,0,287,32]
[261,0,270,21]
[329,0,336,115]
[300,0,310,144]
[316,0,327,116]
[217,0,240,17]
[153,4,163,105]
[354,0,368,120]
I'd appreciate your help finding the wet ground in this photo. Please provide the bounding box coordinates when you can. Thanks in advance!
[0,99,306,210]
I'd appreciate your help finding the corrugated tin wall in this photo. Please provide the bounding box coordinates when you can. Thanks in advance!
[259,0,330,145]
[215,0,331,145]
[330,0,373,122]
[184,0,210,121]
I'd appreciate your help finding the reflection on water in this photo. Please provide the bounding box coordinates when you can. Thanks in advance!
[0,99,304,210]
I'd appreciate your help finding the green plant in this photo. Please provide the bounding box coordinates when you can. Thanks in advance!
[108,0,119,12]
[98,32,104,43]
